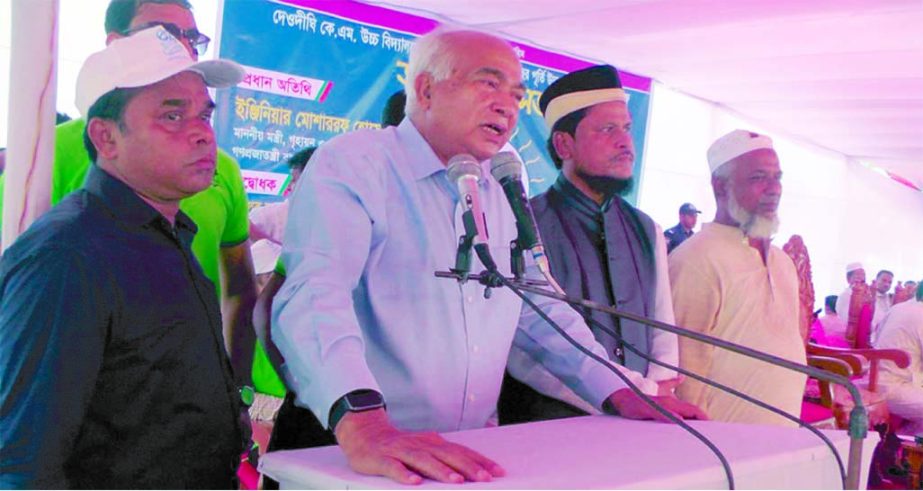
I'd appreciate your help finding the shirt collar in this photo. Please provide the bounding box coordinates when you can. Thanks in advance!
[396,119,493,190]
[552,173,614,218]
[84,165,197,234]
[701,221,749,244]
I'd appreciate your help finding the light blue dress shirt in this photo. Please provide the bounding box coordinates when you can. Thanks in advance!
[272,119,625,432]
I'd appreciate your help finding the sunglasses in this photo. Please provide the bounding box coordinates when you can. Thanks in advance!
[124,22,211,57]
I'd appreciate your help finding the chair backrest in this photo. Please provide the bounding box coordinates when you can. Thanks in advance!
[846,282,875,348]
[780,234,914,431]
[855,304,874,349]
[782,235,815,342]
[807,342,911,392]
[806,355,855,408]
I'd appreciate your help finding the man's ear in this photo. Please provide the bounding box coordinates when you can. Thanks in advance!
[712,174,729,199]
[414,72,434,110]
[552,131,575,161]
[87,118,121,161]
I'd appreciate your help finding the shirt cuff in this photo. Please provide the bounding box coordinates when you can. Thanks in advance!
[288,350,381,429]
[580,360,659,410]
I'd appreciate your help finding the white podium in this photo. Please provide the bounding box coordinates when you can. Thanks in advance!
[259,416,875,489]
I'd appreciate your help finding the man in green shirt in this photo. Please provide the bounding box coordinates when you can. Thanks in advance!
[0,0,257,386]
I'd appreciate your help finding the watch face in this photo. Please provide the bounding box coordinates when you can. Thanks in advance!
[346,390,384,410]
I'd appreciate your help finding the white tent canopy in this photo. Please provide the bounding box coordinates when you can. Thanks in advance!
[2,0,922,296]
[369,0,923,186]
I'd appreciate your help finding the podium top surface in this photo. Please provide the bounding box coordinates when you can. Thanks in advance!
[259,415,872,489]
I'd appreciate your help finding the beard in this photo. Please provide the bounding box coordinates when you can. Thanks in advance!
[727,186,779,239]
[576,171,634,199]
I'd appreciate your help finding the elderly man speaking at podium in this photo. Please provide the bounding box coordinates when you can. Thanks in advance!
[272,27,704,486]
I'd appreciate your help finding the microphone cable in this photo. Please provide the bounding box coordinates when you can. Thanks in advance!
[479,150,851,486]
[576,313,846,488]
[504,274,868,488]
[491,272,737,489]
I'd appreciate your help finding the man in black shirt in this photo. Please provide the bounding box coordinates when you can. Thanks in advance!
[0,27,245,488]
[664,202,701,253]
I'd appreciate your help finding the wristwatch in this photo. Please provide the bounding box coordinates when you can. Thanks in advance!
[328,389,385,431]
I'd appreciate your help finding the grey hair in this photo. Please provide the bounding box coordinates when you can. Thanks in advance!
[403,26,486,115]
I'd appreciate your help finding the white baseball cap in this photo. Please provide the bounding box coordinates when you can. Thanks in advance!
[706,129,775,173]
[76,26,244,117]
[846,262,864,273]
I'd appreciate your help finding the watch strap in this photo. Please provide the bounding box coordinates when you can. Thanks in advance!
[328,389,385,432]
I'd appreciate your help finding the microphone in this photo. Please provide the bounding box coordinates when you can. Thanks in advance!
[490,152,539,249]
[489,152,563,293]
[447,154,496,272]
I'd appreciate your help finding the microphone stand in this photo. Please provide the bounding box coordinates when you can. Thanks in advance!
[451,228,474,282]
[435,270,548,297]
[452,209,496,283]
[434,270,869,489]
[440,269,740,486]
[509,240,526,279]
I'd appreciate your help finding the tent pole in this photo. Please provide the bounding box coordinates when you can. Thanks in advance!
[2,0,59,253]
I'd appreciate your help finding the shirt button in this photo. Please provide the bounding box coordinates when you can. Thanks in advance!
[472,345,480,353]
[466,296,473,304]
[468,393,476,402]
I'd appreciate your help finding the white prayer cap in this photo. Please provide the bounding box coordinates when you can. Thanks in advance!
[846,262,864,274]
[706,129,774,173]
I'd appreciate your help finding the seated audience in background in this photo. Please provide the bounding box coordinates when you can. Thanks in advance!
[836,262,866,318]
[870,269,895,344]
[669,129,807,426]
[810,295,850,347]
[0,28,247,488]
[664,202,701,253]
[894,281,918,305]
[875,281,923,435]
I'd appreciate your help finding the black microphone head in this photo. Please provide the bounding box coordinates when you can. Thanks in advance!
[447,154,482,183]
[489,151,522,183]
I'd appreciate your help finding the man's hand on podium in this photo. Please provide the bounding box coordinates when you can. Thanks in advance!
[607,388,708,422]
[334,408,506,485]
[656,377,683,396]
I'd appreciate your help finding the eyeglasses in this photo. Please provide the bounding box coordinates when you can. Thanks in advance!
[124,22,211,57]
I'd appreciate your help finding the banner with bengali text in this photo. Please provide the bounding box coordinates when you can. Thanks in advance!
[215,0,652,203]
